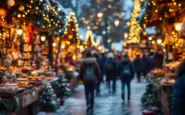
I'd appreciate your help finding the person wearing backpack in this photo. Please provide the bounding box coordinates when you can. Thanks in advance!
[79,51,101,112]
[118,54,134,100]
[105,52,117,94]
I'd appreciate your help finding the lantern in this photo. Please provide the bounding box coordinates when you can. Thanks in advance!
[41,36,46,41]
[17,27,23,35]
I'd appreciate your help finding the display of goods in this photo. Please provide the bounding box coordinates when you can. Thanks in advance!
[44,72,52,77]
[164,61,181,70]
[27,76,41,80]
[18,81,29,87]
[160,78,175,86]
[152,68,165,78]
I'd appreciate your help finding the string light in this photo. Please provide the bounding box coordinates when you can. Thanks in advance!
[17,14,21,18]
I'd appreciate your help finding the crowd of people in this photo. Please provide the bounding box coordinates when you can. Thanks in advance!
[78,50,164,113]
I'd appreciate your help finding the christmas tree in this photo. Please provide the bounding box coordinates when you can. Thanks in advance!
[55,76,71,98]
[39,83,59,112]
[128,0,142,44]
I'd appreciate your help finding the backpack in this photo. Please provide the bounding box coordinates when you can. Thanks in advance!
[84,65,95,81]
[105,61,114,72]
[120,63,131,81]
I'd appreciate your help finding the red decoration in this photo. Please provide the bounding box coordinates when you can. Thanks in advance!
[27,24,34,44]
[33,26,38,33]
[142,109,155,115]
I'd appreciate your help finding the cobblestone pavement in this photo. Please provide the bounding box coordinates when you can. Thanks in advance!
[38,79,146,115]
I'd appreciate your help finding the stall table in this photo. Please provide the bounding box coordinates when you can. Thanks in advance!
[0,77,58,115]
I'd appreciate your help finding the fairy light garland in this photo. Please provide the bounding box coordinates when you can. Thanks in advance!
[0,0,65,35]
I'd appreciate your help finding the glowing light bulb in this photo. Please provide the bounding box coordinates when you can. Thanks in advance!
[17,27,23,35]
[41,36,46,41]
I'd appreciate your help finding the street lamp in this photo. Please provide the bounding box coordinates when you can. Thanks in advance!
[97,12,103,18]
[114,20,119,26]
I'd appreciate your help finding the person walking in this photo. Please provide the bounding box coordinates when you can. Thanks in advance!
[100,53,107,81]
[154,48,164,68]
[142,54,148,78]
[146,52,155,74]
[79,51,101,112]
[171,60,185,115]
[133,54,143,82]
[118,54,134,100]
[93,53,103,96]
[104,52,117,94]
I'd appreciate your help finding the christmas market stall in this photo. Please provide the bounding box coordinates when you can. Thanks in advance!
[138,0,185,114]
[0,0,72,114]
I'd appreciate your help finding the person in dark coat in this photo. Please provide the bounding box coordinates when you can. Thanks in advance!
[93,53,103,95]
[104,52,117,93]
[142,54,148,78]
[79,51,101,112]
[100,53,107,80]
[118,53,134,100]
[154,48,164,68]
[146,52,155,74]
[171,60,185,115]
[133,54,143,82]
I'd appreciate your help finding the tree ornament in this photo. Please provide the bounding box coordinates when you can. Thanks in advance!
[19,5,25,12]
[7,0,15,7]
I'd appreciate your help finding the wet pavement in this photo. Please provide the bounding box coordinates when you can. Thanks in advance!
[38,79,146,115]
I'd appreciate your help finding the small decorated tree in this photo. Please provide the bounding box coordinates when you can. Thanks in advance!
[141,82,160,108]
[56,75,71,105]
[39,83,59,112]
